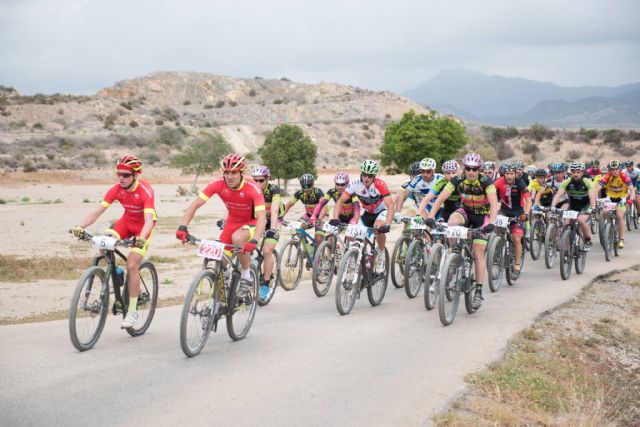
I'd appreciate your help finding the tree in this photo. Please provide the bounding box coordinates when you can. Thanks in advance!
[258,124,317,193]
[379,109,467,173]
[170,131,232,193]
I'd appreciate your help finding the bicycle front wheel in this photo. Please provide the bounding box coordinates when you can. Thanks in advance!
[279,239,303,291]
[390,235,410,288]
[312,239,335,297]
[424,243,443,310]
[544,222,558,269]
[559,229,572,280]
[529,218,544,260]
[335,248,360,315]
[574,232,587,274]
[367,247,389,306]
[486,234,505,292]
[124,261,159,337]
[603,222,613,262]
[227,265,258,341]
[69,266,109,352]
[180,269,217,357]
[404,239,425,299]
[438,252,461,326]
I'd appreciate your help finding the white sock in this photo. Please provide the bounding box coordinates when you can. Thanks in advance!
[241,268,251,281]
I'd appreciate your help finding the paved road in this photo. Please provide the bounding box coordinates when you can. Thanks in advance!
[2,234,639,426]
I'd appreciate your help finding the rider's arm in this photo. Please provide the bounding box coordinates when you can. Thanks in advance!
[351,195,360,222]
[332,191,349,220]
[417,192,434,219]
[427,186,452,220]
[78,204,107,228]
[253,209,267,243]
[311,196,329,220]
[487,189,499,224]
[270,194,281,228]
[534,185,544,206]
[586,179,596,209]
[383,194,394,226]
[139,212,155,240]
[393,188,409,214]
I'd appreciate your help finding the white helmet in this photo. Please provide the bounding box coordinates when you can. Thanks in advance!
[419,158,437,171]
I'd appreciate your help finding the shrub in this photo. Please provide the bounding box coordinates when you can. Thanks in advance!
[341,140,350,147]
[245,152,255,161]
[522,141,539,155]
[624,130,640,141]
[281,77,291,81]
[32,122,44,130]
[618,144,637,157]
[22,159,37,172]
[203,104,214,109]
[567,149,583,159]
[155,119,164,125]
[129,120,139,128]
[176,186,189,196]
[579,127,599,142]
[229,101,238,107]
[494,140,515,160]
[249,89,256,97]
[157,126,185,148]
[103,112,117,129]
[119,101,133,111]
[57,108,64,115]
[215,101,225,108]
[183,100,191,106]
[603,129,623,146]
[273,99,283,105]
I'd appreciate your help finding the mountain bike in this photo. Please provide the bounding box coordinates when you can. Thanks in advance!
[278,219,316,291]
[438,226,485,326]
[558,208,589,281]
[601,199,622,262]
[624,199,637,230]
[529,207,547,260]
[179,234,258,357]
[390,220,412,289]
[402,216,432,299]
[68,232,158,352]
[486,215,525,292]
[334,224,390,315]
[544,206,563,269]
[423,220,449,310]
[312,221,348,297]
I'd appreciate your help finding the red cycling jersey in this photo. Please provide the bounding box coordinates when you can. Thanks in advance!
[493,176,530,214]
[100,179,157,223]
[343,178,390,214]
[199,178,265,223]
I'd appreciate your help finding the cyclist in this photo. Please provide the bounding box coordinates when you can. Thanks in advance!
[394,157,444,219]
[176,154,266,300]
[311,172,360,226]
[621,160,640,212]
[392,162,421,216]
[426,153,499,309]
[494,163,531,272]
[528,168,547,203]
[550,162,596,250]
[283,173,325,248]
[331,159,394,273]
[250,165,284,301]
[482,161,496,180]
[598,160,636,248]
[71,155,156,329]
[418,159,461,222]
[515,161,530,185]
[586,160,601,178]
[534,163,568,209]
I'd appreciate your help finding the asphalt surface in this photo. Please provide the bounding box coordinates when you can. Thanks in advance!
[2,231,639,426]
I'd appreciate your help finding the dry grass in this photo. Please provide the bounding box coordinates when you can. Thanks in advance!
[0,255,93,282]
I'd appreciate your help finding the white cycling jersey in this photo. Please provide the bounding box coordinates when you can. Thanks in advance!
[622,167,640,183]
[405,173,444,206]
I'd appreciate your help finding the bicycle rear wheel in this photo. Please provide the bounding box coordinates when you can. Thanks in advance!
[544,222,558,269]
[559,229,572,280]
[574,233,587,274]
[124,261,159,337]
[180,269,217,357]
[367,247,389,306]
[438,252,461,326]
[463,269,477,315]
[486,234,505,292]
[279,239,303,291]
[529,218,544,260]
[257,249,280,306]
[227,265,258,341]
[69,266,109,352]
[424,243,443,310]
[312,239,335,297]
[335,248,360,315]
[390,235,410,288]
[404,239,425,299]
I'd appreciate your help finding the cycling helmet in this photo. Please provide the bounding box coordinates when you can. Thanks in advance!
[462,153,483,168]
[503,162,517,173]
[442,160,459,173]
[334,171,350,185]
[360,159,379,175]
[221,153,246,172]
[116,155,142,173]
[498,164,506,175]
[419,157,437,171]
[625,160,634,167]
[535,168,547,177]
[299,173,315,188]
[408,161,421,177]
[514,161,524,170]
[483,161,496,170]
[608,160,620,169]
[527,165,536,174]
[251,165,270,178]
[592,159,600,166]
[569,162,585,172]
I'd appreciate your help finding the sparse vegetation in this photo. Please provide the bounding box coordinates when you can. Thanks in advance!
[0,255,93,282]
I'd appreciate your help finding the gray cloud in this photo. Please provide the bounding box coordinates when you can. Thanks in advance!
[1,0,638,94]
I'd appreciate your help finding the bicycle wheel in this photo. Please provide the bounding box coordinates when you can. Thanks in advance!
[625,207,632,231]
[257,249,280,307]
[603,223,613,262]
[559,229,572,280]
[544,222,558,269]
[312,239,335,297]
[506,237,525,286]
[598,214,607,248]
[279,239,303,291]
[613,222,620,257]
[589,213,599,235]
[123,261,158,337]
[633,204,639,229]
[574,232,587,274]
[424,243,443,310]
[390,235,410,288]
[367,247,389,306]
[404,239,425,299]
[227,264,258,341]
[69,266,109,352]
[438,252,461,326]
[464,268,477,315]
[335,248,360,315]
[486,234,505,293]
[529,218,544,260]
[180,269,217,357]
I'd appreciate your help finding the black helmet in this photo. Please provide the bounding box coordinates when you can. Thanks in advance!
[408,161,421,177]
[299,173,314,188]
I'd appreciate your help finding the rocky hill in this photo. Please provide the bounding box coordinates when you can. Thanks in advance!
[0,72,428,169]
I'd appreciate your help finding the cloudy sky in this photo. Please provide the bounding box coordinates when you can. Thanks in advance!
[1,0,638,95]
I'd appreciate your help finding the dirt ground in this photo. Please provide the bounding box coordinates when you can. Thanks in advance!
[0,167,410,322]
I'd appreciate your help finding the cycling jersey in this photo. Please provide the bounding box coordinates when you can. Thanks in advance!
[518,172,531,186]
[315,188,359,222]
[586,167,601,178]
[260,183,285,219]
[199,178,265,223]
[101,179,157,223]
[559,177,594,209]
[494,176,529,216]
[445,175,496,215]
[344,178,391,214]
[598,172,632,199]
[539,176,568,206]
[291,187,324,217]
[406,173,444,206]
[622,167,640,189]
[430,177,460,213]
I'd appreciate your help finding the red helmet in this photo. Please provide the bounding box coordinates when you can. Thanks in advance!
[221,153,246,172]
[116,155,142,173]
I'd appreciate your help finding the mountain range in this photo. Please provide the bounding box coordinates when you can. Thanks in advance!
[404,68,640,127]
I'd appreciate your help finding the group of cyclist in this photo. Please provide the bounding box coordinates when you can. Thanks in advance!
[71,151,640,329]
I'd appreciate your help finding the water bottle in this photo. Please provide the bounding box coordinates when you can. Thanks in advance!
[114,266,125,287]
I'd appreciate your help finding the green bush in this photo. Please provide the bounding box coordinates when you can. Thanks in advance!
[32,122,44,130]
[215,101,225,108]
[183,100,191,106]
[203,104,214,109]
[129,120,139,128]
[603,129,623,145]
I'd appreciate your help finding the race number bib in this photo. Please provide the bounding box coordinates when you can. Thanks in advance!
[323,222,338,234]
[563,210,579,219]
[495,215,509,228]
[197,240,225,260]
[603,202,617,211]
[346,224,368,240]
[445,226,469,239]
[92,235,117,250]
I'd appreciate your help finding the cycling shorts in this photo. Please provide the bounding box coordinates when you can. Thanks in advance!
[219,221,256,245]
[451,208,489,244]
[360,210,388,228]
[106,218,154,257]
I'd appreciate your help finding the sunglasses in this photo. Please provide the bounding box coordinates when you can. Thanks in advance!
[117,172,133,178]
[361,173,375,179]
[253,178,266,183]
[335,183,346,187]
[465,167,480,172]
[301,185,312,189]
